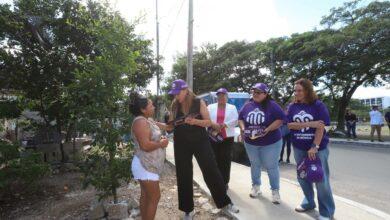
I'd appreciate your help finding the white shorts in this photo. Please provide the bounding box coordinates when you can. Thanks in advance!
[131,156,159,181]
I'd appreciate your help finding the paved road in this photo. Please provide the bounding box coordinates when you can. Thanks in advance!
[278,143,390,214]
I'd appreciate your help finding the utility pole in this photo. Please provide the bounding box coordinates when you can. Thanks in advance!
[186,0,194,90]
[156,0,160,96]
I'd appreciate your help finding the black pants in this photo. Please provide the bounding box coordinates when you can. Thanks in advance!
[210,137,233,185]
[280,133,291,161]
[173,138,231,212]
[346,122,357,138]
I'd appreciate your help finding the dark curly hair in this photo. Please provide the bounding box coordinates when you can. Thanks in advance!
[128,92,149,116]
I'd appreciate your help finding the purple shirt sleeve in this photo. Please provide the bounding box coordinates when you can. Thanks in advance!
[316,101,330,126]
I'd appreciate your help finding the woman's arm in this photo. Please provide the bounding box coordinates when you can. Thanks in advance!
[133,119,168,152]
[312,124,325,146]
[288,120,324,130]
[224,106,239,128]
[264,119,283,133]
[155,121,174,132]
[185,100,212,127]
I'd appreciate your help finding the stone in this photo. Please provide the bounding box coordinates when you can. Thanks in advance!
[201,202,213,211]
[197,197,208,205]
[106,202,129,220]
[88,200,106,220]
[193,192,202,197]
[127,197,139,210]
[129,208,140,218]
[211,209,220,214]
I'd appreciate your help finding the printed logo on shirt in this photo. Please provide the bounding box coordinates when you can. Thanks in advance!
[246,108,265,125]
[293,110,313,132]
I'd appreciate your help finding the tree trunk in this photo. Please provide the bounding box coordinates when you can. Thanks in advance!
[336,97,349,131]
[336,84,360,131]
[56,119,65,162]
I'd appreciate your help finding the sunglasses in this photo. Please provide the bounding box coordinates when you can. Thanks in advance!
[252,90,266,95]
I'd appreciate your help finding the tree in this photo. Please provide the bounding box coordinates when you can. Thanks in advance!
[1,0,155,203]
[0,0,155,161]
[317,0,390,130]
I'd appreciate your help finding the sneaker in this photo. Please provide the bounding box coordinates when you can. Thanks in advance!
[295,205,315,213]
[222,203,239,213]
[249,185,261,198]
[279,159,283,163]
[286,159,290,164]
[371,140,374,142]
[183,211,195,220]
[378,139,384,142]
[272,190,281,204]
[318,215,331,220]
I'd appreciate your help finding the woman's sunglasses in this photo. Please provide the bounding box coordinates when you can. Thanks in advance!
[252,90,266,95]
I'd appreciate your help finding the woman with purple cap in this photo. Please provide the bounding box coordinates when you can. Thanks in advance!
[287,78,335,220]
[165,79,239,219]
[207,88,239,189]
[238,83,285,204]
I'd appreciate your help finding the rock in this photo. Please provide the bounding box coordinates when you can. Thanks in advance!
[129,208,140,218]
[197,197,208,205]
[211,209,220,214]
[201,202,213,211]
[88,200,106,220]
[127,197,139,210]
[106,202,129,220]
[194,192,202,197]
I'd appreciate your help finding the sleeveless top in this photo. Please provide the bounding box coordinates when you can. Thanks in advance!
[131,116,166,174]
[173,98,209,144]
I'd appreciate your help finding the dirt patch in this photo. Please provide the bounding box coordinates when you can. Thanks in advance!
[0,162,233,220]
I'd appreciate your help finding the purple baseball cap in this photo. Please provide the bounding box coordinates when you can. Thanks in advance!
[252,83,269,93]
[169,79,188,95]
[216,88,228,95]
[297,157,324,182]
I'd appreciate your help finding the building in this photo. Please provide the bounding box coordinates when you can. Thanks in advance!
[360,96,390,109]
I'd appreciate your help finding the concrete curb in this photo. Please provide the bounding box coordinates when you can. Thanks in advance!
[330,138,390,148]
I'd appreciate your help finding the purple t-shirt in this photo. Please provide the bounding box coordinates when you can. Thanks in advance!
[239,100,285,146]
[287,100,330,151]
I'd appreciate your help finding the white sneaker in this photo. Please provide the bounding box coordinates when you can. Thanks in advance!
[223,203,240,213]
[249,185,261,198]
[183,211,195,220]
[318,215,330,220]
[272,189,281,204]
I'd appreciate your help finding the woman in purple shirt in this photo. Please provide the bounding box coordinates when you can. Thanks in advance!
[287,78,335,220]
[238,83,284,204]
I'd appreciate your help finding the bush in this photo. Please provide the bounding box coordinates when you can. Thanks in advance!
[0,140,49,194]
[79,141,133,202]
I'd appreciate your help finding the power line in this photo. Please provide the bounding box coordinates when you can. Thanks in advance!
[162,0,186,54]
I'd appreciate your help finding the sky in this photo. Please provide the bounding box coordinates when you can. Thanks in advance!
[1,0,389,98]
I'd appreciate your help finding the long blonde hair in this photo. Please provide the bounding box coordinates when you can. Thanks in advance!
[170,88,197,119]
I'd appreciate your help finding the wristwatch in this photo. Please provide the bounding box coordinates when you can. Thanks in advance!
[311,143,320,150]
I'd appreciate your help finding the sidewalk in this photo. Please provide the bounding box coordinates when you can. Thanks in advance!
[330,138,390,148]
[165,143,390,220]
